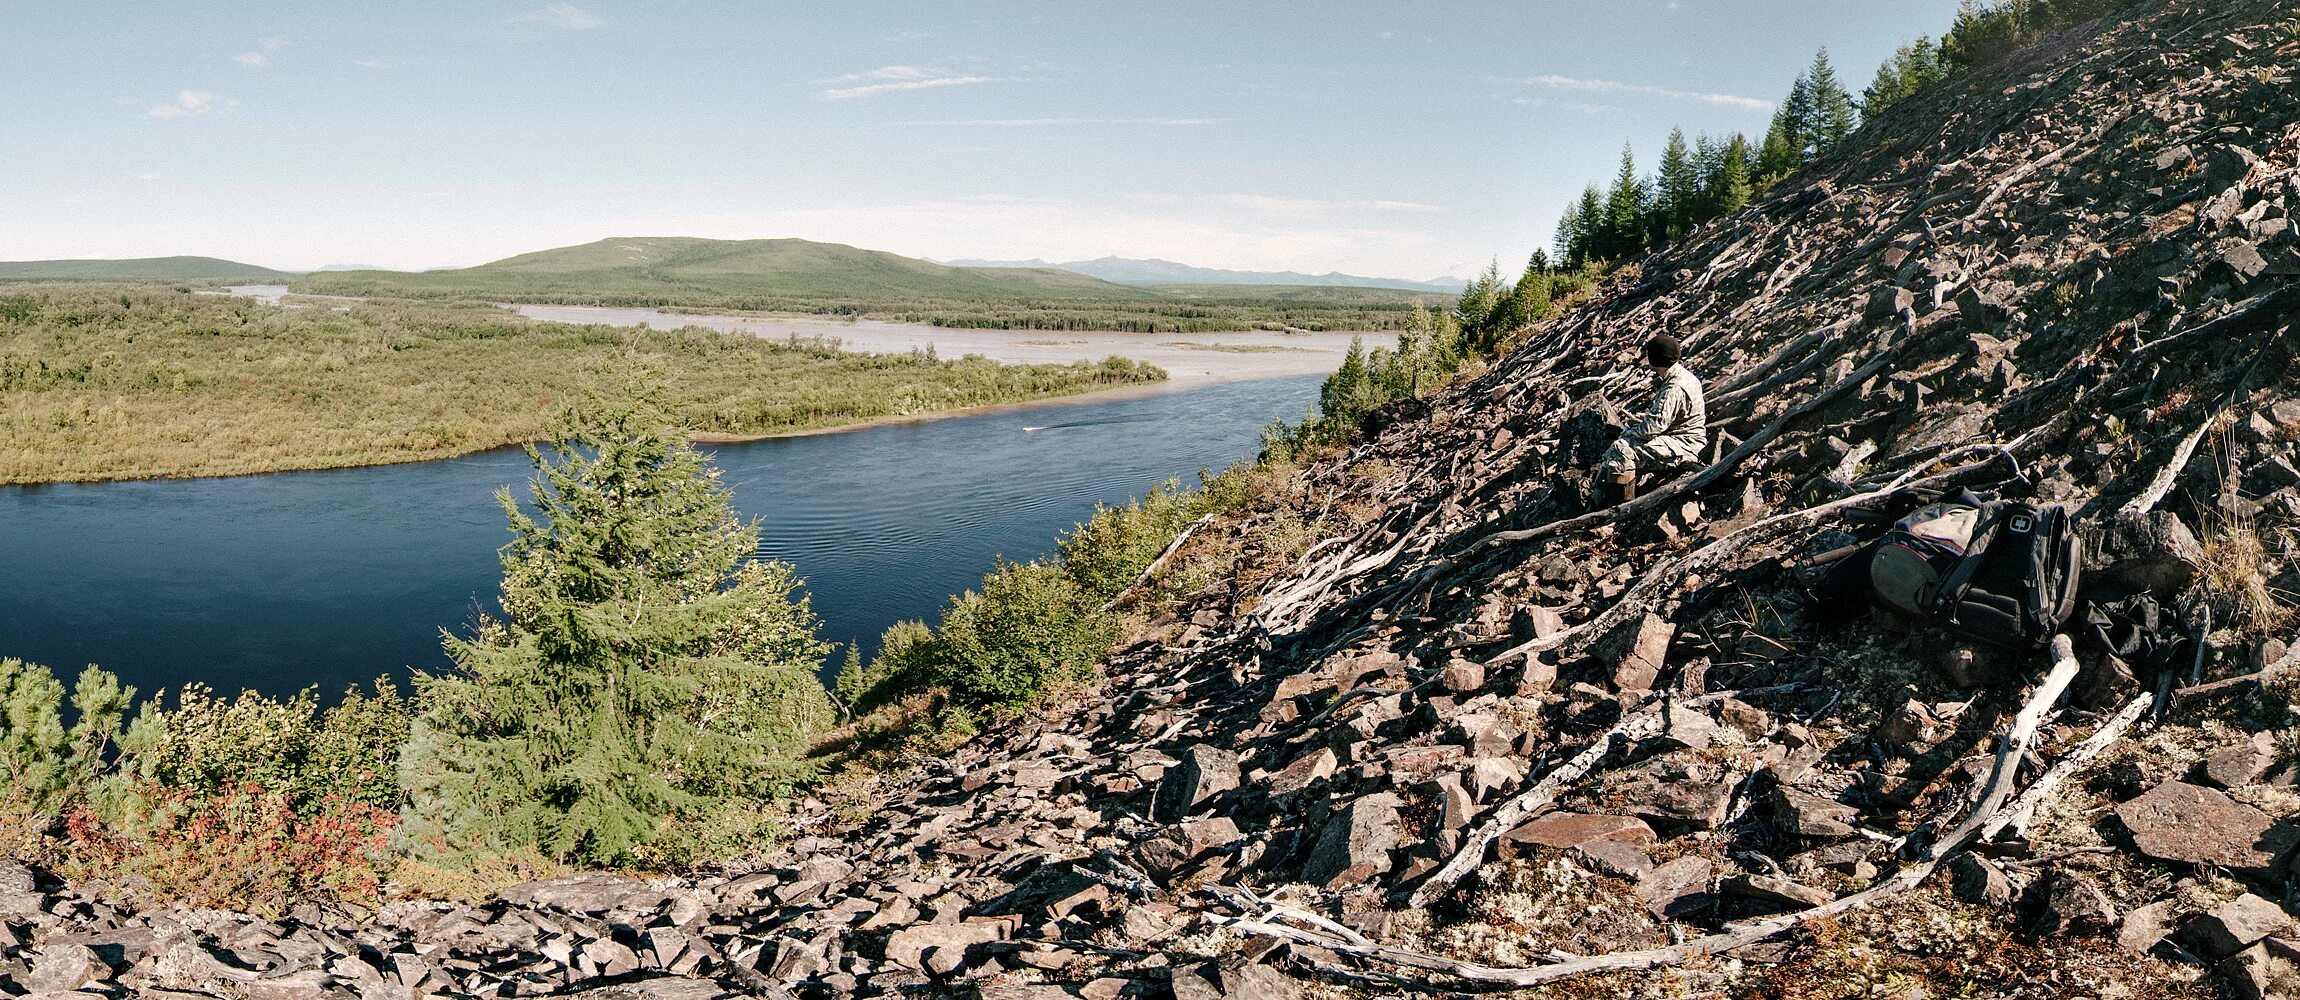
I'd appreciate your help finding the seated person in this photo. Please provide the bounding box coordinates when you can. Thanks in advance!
[1599,333,1706,503]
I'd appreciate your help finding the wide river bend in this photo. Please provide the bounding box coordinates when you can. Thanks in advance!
[0,373,1324,700]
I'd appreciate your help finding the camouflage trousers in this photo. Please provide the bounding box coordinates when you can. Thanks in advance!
[1599,435,1703,477]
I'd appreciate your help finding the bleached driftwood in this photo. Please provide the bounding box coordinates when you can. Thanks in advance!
[1480,442,2020,668]
[1229,638,2095,991]
[2120,411,2217,518]
[1405,685,1805,909]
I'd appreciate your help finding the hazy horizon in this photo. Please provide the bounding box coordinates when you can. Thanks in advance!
[5,2,1961,276]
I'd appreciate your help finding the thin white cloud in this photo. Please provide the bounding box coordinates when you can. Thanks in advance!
[1128,193,1449,215]
[1512,96,1621,116]
[825,65,942,83]
[148,90,233,120]
[353,58,395,69]
[879,117,1223,127]
[1517,73,1770,110]
[822,72,997,100]
[505,4,604,30]
[234,37,290,68]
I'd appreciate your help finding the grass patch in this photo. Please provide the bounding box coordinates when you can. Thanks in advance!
[0,284,1165,483]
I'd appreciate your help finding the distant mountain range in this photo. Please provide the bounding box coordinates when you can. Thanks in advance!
[0,241,1459,304]
[944,256,1466,292]
[0,256,293,282]
[292,237,1167,303]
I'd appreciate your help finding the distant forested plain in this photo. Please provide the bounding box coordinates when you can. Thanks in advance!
[0,284,1164,483]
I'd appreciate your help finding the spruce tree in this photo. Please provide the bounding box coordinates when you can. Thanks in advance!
[1756,93,1805,186]
[1715,134,1755,216]
[402,410,836,866]
[1600,145,1648,261]
[1491,265,1549,353]
[1804,49,1859,155]
[1553,200,1583,269]
[1320,337,1373,428]
[1655,128,1700,243]
[1867,37,1948,114]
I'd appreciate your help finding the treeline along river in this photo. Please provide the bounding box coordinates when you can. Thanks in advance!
[0,376,1319,700]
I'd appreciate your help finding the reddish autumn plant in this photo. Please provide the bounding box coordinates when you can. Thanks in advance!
[59,781,396,915]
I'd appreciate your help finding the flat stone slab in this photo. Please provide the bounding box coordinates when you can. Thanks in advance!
[1503,812,1657,850]
[2114,781,2300,874]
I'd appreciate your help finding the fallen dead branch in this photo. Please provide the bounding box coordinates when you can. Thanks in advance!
[1481,441,2022,667]
[1934,635,2080,852]
[1983,690,2154,843]
[2120,410,2217,518]
[1230,639,2094,991]
[1404,684,1806,910]
[1101,513,1215,613]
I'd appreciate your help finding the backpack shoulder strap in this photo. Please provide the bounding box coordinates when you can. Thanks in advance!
[1931,503,2013,617]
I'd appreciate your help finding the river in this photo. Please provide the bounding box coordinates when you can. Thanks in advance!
[0,376,1322,701]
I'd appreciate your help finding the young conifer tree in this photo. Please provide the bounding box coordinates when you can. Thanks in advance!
[1601,145,1647,261]
[1804,49,1860,154]
[1714,134,1756,216]
[1655,128,1700,243]
[402,409,835,866]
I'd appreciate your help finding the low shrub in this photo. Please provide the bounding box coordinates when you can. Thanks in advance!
[58,782,396,915]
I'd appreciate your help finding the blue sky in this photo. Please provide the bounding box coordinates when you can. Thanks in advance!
[2,2,1963,279]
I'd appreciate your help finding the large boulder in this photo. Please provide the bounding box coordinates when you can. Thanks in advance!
[883,922,1006,975]
[1771,788,1859,840]
[2027,870,2119,938]
[2183,894,2296,960]
[1503,812,1656,852]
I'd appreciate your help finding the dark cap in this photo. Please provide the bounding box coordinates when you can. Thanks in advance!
[1644,334,1682,366]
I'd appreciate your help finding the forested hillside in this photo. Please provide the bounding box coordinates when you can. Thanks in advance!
[293,237,1433,333]
[0,255,291,282]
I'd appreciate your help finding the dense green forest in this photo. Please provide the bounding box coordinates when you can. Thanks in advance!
[1555,0,2147,268]
[0,284,1163,483]
[291,237,1432,333]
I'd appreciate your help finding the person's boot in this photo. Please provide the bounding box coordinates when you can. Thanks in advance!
[1612,470,1639,505]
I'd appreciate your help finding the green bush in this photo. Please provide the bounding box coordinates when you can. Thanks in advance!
[930,561,1117,710]
[116,679,408,815]
[841,619,939,714]
[1057,481,1203,601]
[0,660,132,823]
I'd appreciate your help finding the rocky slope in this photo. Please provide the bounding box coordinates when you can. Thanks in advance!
[6,1,2300,998]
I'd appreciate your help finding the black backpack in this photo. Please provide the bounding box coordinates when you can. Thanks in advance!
[1929,501,2084,650]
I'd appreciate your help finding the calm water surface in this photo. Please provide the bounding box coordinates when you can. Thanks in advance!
[0,377,1317,699]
